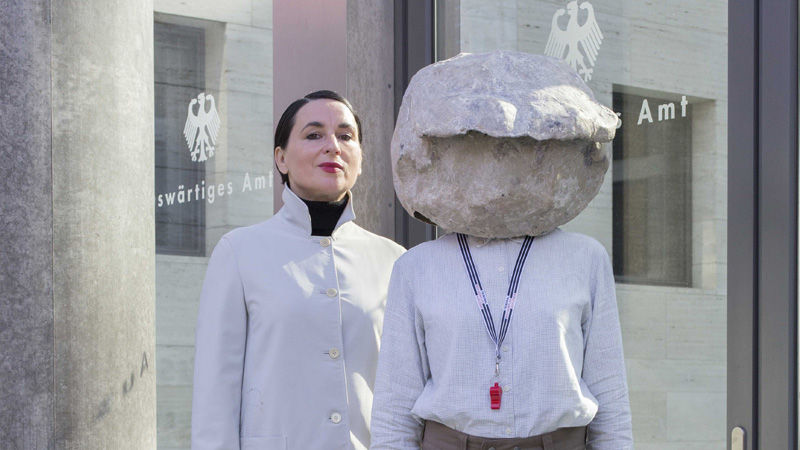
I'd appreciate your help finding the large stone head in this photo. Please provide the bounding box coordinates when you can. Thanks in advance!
[391,51,618,238]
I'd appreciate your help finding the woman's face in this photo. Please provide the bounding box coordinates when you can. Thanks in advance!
[275,99,362,202]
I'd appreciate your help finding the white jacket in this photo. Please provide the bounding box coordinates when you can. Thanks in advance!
[191,187,405,450]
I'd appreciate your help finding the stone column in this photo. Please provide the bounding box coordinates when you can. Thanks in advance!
[1,0,156,448]
[345,0,396,238]
[1,1,55,448]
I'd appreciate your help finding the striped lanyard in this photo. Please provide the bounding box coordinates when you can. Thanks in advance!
[456,233,535,377]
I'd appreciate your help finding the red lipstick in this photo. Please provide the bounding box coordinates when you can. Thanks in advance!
[319,162,343,173]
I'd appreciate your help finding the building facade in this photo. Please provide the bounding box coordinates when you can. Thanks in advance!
[1,0,796,449]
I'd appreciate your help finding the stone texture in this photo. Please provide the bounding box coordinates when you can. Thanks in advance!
[50,0,156,448]
[272,0,347,212]
[347,0,396,239]
[391,51,617,237]
[153,4,275,447]
[154,0,253,27]
[0,1,55,448]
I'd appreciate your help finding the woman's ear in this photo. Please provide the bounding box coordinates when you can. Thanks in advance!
[274,146,288,175]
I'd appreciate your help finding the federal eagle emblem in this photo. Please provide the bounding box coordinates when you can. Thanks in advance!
[183,92,221,162]
[544,1,603,82]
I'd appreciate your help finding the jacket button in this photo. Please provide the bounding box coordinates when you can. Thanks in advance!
[329,348,340,359]
[331,412,342,424]
[326,288,338,297]
[505,427,512,435]
[320,238,331,247]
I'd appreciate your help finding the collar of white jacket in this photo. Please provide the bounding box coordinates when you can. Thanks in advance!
[280,186,357,237]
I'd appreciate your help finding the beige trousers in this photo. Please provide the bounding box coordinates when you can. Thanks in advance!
[420,421,587,450]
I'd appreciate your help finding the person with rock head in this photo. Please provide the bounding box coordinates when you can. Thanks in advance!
[370,52,633,450]
[191,90,405,450]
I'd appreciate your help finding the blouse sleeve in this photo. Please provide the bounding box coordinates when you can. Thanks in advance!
[583,248,634,449]
[370,257,429,450]
[191,237,247,450]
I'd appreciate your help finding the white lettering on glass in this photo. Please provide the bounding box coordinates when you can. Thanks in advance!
[638,99,653,125]
[155,173,270,209]
[637,96,689,126]
[183,93,221,162]
[544,1,604,82]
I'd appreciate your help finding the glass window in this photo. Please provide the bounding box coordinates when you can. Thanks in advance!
[153,5,273,448]
[452,1,727,447]
[155,22,207,256]
[612,89,693,287]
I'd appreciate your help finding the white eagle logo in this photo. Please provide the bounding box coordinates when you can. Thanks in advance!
[183,92,221,162]
[544,1,603,82]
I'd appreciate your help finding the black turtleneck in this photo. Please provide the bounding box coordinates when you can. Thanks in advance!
[301,194,349,236]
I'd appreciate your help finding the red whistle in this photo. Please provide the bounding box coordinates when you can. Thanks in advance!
[490,382,502,409]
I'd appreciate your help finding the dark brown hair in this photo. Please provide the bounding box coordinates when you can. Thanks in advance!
[274,90,363,185]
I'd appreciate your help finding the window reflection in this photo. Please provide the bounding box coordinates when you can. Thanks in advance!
[155,22,207,256]
[153,4,273,448]
[613,90,692,287]
[457,0,728,447]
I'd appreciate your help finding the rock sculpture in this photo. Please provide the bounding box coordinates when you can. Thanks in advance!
[391,51,618,238]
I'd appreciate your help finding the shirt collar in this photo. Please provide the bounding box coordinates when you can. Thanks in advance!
[467,235,527,248]
[280,187,356,236]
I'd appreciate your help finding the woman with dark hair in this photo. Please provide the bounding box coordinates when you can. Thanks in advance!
[191,90,405,450]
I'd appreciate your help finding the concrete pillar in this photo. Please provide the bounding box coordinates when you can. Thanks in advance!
[273,0,396,238]
[1,0,156,448]
[345,0,396,238]
[1,1,55,448]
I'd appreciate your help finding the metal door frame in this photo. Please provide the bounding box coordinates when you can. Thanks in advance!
[729,0,799,448]
[393,0,437,249]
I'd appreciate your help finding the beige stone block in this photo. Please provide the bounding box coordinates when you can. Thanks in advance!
[221,24,273,96]
[203,176,235,232]
[155,255,208,346]
[629,24,726,99]
[252,0,273,29]
[666,295,726,361]
[621,0,727,37]
[226,172,273,227]
[692,219,724,290]
[205,226,235,257]
[627,358,725,393]
[157,345,196,387]
[714,262,727,296]
[157,385,193,449]
[217,90,273,174]
[666,392,726,442]
[629,391,666,442]
[693,154,721,222]
[392,51,617,238]
[460,0,517,52]
[617,292,666,359]
[154,0,253,26]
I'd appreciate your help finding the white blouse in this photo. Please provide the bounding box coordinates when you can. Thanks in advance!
[191,187,405,450]
[370,230,633,450]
